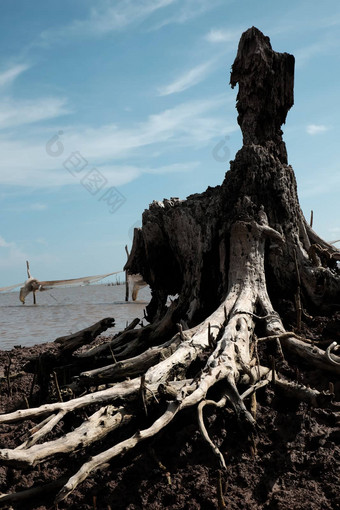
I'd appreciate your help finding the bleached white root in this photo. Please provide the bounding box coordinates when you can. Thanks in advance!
[15,410,67,450]
[55,400,181,504]
[198,398,228,470]
[3,218,334,506]
[79,332,183,384]
[0,379,141,424]
[53,220,268,503]
[0,406,132,467]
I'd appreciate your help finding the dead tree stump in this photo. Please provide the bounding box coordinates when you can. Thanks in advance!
[0,27,339,507]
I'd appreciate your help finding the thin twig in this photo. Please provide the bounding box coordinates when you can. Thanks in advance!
[217,470,226,509]
[240,378,270,400]
[140,375,148,416]
[53,371,63,403]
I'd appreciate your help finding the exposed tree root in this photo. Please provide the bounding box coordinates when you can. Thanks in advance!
[0,26,339,508]
[198,398,228,470]
[0,406,132,467]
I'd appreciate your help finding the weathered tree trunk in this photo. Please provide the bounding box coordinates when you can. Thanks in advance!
[126,28,339,325]
[0,27,339,508]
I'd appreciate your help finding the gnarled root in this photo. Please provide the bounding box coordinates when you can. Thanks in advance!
[0,220,338,506]
[0,406,132,467]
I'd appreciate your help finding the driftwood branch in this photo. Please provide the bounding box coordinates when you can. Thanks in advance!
[55,317,115,353]
[0,27,339,508]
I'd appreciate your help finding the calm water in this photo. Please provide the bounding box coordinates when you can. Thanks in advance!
[0,284,151,350]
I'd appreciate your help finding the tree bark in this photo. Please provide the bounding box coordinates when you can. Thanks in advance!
[1,26,339,507]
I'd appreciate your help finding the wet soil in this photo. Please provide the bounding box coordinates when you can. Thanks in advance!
[0,315,339,510]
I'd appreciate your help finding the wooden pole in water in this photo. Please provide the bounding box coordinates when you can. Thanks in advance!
[26,260,31,279]
[26,260,36,305]
[125,245,130,302]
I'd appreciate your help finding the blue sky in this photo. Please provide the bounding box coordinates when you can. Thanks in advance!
[1,0,339,286]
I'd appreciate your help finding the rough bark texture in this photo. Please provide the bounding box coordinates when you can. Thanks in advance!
[126,27,339,325]
[0,27,339,508]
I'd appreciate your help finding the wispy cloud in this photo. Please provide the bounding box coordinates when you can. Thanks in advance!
[300,167,340,198]
[0,64,30,88]
[204,28,239,43]
[294,36,338,66]
[4,203,48,214]
[0,236,27,270]
[40,0,177,43]
[158,59,215,96]
[0,236,11,248]
[0,97,70,129]
[306,124,328,135]
[87,161,199,185]
[0,95,236,188]
[151,0,223,30]
[144,161,199,174]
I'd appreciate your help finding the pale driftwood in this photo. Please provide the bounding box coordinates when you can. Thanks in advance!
[1,27,339,507]
[79,334,182,384]
[55,401,182,504]
[240,378,271,400]
[0,406,132,467]
[0,379,141,424]
[15,410,67,450]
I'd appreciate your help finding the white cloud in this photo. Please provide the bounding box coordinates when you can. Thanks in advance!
[158,60,215,96]
[145,161,199,174]
[85,161,199,186]
[0,236,27,270]
[0,64,30,87]
[306,124,328,135]
[204,28,239,43]
[300,169,340,198]
[40,0,177,42]
[0,97,70,130]
[151,0,223,30]
[0,236,11,248]
[0,95,236,188]
[294,36,338,67]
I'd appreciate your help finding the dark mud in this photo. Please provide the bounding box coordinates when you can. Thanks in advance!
[0,316,339,510]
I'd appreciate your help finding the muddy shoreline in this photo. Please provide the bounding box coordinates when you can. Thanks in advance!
[0,316,339,510]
